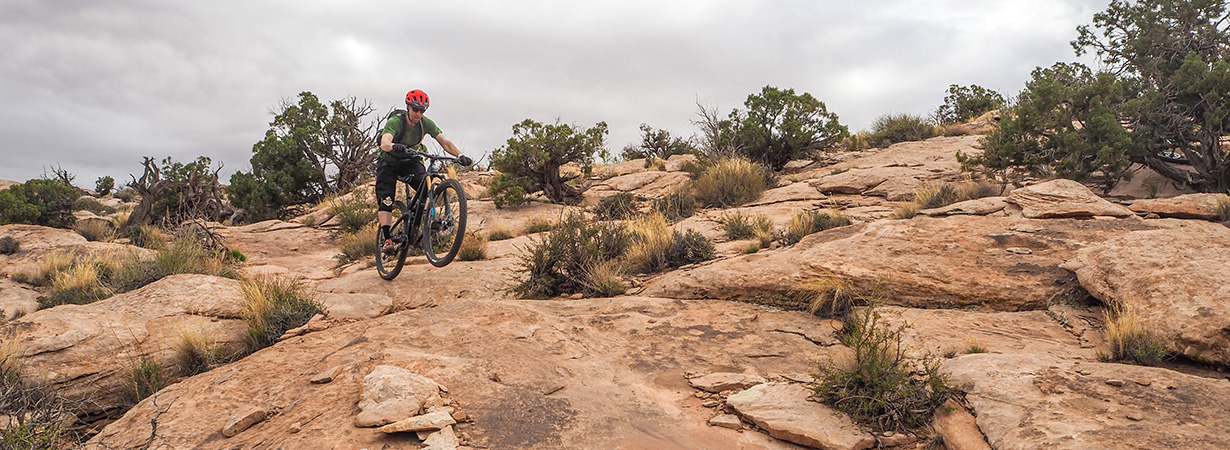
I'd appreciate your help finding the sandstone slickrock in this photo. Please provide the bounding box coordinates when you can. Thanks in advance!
[1061,220,1230,365]
[708,414,743,430]
[643,215,1157,310]
[222,406,270,437]
[726,383,874,450]
[3,274,248,417]
[1128,193,1230,220]
[376,410,456,433]
[919,196,1010,217]
[942,353,1230,450]
[1007,179,1134,218]
[932,399,991,450]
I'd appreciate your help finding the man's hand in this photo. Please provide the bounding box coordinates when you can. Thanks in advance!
[456,155,473,166]
[392,143,408,155]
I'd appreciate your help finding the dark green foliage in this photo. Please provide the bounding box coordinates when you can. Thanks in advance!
[489,174,533,208]
[0,236,18,255]
[127,156,232,228]
[95,176,115,196]
[729,86,849,171]
[512,213,631,299]
[594,192,637,220]
[229,92,378,221]
[651,190,697,221]
[934,84,1006,125]
[816,306,957,431]
[0,179,79,228]
[621,123,695,161]
[491,119,609,205]
[868,113,936,147]
[74,197,114,216]
[664,229,714,268]
[971,63,1141,191]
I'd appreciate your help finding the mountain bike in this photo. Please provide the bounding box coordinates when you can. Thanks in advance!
[376,153,467,280]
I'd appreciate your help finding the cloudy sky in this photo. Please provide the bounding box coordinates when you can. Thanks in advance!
[0,0,1108,186]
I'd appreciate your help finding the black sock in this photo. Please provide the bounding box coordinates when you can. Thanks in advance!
[380,225,391,239]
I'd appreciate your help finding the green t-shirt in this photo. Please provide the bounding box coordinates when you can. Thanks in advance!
[380,114,442,160]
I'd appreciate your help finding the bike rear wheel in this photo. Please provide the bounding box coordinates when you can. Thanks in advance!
[423,179,467,267]
[376,202,410,280]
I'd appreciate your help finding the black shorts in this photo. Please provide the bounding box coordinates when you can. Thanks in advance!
[375,156,426,212]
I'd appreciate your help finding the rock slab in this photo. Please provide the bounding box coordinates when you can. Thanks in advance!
[726,383,874,450]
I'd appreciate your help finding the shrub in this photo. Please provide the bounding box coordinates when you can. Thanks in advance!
[174,327,229,377]
[783,210,851,245]
[0,364,75,450]
[114,187,137,203]
[124,357,167,404]
[623,214,674,274]
[489,174,533,209]
[867,113,936,147]
[240,276,325,351]
[621,123,695,161]
[487,226,514,241]
[330,190,376,234]
[651,189,697,222]
[717,211,774,241]
[934,84,1006,125]
[75,197,114,216]
[39,264,112,309]
[664,229,714,268]
[512,212,631,299]
[720,86,848,170]
[594,192,637,221]
[792,276,858,318]
[458,231,488,261]
[892,181,1004,219]
[12,251,75,287]
[0,236,18,255]
[581,260,626,298]
[95,176,115,196]
[74,219,116,242]
[1217,195,1230,224]
[490,119,608,205]
[524,216,555,234]
[153,237,238,280]
[122,224,170,250]
[1,336,20,385]
[0,178,79,228]
[336,222,378,265]
[692,158,770,208]
[816,304,956,431]
[1103,302,1169,366]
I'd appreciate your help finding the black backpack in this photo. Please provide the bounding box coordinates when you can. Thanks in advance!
[375,109,425,148]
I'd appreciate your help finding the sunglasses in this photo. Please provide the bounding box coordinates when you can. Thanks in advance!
[408,104,427,113]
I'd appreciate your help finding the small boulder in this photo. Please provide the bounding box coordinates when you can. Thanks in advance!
[222,407,269,438]
[376,410,457,434]
[1007,179,1134,218]
[726,383,874,450]
[1129,193,1230,220]
[354,366,443,428]
[708,414,743,430]
[688,373,767,393]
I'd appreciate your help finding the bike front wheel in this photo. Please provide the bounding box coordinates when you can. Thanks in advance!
[422,179,467,267]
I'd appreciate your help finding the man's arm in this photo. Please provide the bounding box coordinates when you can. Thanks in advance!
[380,133,395,153]
[434,134,462,157]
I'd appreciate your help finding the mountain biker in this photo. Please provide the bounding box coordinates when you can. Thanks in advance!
[377,89,472,253]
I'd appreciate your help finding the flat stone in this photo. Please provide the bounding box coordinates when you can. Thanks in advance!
[222,407,268,438]
[310,365,343,384]
[708,414,743,430]
[688,373,768,393]
[1008,179,1134,218]
[726,383,874,450]
[932,399,991,450]
[376,410,457,434]
[421,425,460,450]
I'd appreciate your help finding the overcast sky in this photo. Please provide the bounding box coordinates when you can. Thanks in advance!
[0,0,1108,186]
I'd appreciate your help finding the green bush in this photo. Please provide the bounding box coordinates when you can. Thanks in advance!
[783,210,851,245]
[95,176,115,196]
[489,174,533,209]
[594,192,637,221]
[651,190,697,222]
[241,276,325,351]
[664,229,714,268]
[621,123,695,161]
[114,187,137,203]
[330,190,376,234]
[722,86,849,171]
[934,84,1005,125]
[693,158,770,208]
[0,236,18,255]
[867,113,936,147]
[0,178,79,228]
[816,305,956,431]
[512,212,631,299]
[490,119,608,205]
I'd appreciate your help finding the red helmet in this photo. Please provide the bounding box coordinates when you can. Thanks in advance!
[405,89,430,111]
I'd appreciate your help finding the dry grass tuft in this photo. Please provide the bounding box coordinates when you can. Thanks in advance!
[458,231,488,261]
[582,260,626,297]
[692,157,770,208]
[1217,195,1230,224]
[487,225,514,241]
[1103,302,1169,366]
[524,216,555,234]
[0,336,21,385]
[174,326,228,377]
[623,213,673,274]
[336,222,378,265]
[11,251,76,287]
[792,275,858,318]
[74,219,116,242]
[783,210,851,245]
[240,276,325,351]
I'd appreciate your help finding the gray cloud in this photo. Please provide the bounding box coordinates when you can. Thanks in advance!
[0,0,1107,186]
